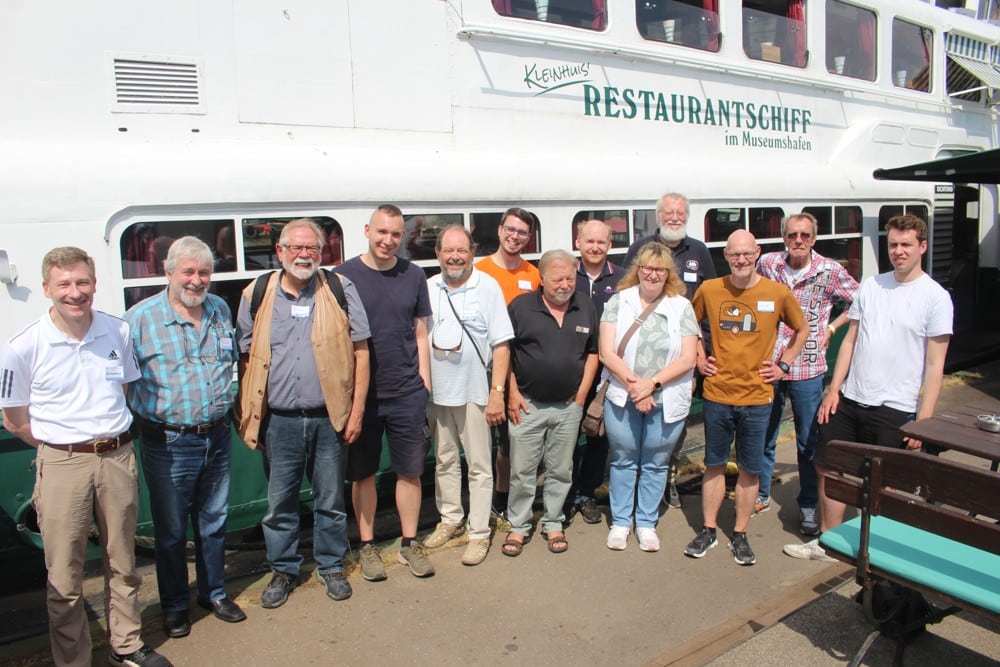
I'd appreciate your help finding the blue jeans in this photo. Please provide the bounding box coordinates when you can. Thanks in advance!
[604,400,684,528]
[263,413,348,576]
[140,421,231,612]
[759,375,823,508]
[702,400,771,474]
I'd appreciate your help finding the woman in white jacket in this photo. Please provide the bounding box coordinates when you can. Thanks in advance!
[599,243,699,551]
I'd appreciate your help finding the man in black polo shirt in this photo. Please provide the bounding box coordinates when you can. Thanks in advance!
[501,250,599,557]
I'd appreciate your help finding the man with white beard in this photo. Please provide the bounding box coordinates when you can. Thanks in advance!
[127,236,246,636]
[236,219,371,607]
[623,192,716,508]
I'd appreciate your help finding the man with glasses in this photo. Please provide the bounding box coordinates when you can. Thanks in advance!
[685,230,807,566]
[237,218,370,606]
[127,237,245,638]
[502,250,599,557]
[336,205,435,579]
[476,207,541,519]
[624,192,716,508]
[754,213,858,536]
[422,225,513,565]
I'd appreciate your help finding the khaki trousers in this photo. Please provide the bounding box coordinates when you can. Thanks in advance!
[428,403,494,540]
[34,443,143,667]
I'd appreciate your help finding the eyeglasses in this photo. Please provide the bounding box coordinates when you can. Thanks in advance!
[639,265,669,276]
[785,232,813,240]
[501,225,531,238]
[657,210,688,219]
[725,251,758,260]
[281,243,321,255]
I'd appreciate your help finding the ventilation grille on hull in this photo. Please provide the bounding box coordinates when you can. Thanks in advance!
[112,56,205,114]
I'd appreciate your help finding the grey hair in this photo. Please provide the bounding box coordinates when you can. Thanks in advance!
[278,218,326,248]
[656,192,690,215]
[782,212,818,238]
[538,249,577,276]
[164,236,213,274]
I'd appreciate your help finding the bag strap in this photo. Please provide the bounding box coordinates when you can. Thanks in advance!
[615,296,663,357]
[249,268,348,321]
[443,288,488,369]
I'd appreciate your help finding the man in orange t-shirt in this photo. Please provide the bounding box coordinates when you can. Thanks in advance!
[475,207,540,518]
[684,230,808,567]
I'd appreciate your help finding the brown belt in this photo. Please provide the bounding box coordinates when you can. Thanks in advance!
[43,432,133,455]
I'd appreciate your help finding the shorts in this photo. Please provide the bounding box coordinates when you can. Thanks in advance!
[815,394,914,466]
[346,387,430,481]
[702,399,771,475]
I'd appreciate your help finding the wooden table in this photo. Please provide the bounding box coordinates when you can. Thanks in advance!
[900,399,1000,469]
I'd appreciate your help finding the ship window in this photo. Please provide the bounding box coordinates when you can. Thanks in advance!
[705,208,746,244]
[635,1,721,52]
[743,0,807,68]
[470,210,542,258]
[121,219,236,280]
[570,210,629,250]
[892,19,932,92]
[399,214,464,261]
[748,206,786,240]
[491,0,607,31]
[826,1,876,80]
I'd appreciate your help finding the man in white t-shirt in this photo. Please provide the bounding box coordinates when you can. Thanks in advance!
[423,225,514,565]
[783,214,953,561]
[0,247,170,667]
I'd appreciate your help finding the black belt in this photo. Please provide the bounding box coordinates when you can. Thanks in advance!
[141,416,229,438]
[269,406,328,418]
[840,394,878,409]
[43,432,133,455]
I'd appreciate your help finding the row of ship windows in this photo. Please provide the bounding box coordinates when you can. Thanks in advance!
[119,202,925,315]
[492,0,935,91]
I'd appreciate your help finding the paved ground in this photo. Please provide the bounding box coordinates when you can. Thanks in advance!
[2,361,998,666]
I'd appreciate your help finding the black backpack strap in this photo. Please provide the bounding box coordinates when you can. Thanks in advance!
[248,271,275,321]
[321,268,348,316]
[249,269,347,320]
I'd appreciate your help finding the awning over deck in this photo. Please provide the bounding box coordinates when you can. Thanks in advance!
[872,149,1000,185]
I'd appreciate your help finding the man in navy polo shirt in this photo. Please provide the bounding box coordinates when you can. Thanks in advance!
[566,219,621,524]
[501,250,599,557]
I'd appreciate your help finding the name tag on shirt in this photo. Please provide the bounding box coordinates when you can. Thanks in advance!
[291,305,311,319]
[683,271,697,283]
[758,300,775,313]
[106,363,125,382]
[517,279,533,291]
[576,326,590,334]
[220,337,234,351]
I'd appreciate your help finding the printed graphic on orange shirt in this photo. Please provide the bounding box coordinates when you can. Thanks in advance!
[719,301,757,334]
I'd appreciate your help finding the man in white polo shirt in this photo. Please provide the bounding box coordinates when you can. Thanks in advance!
[1,247,170,667]
[423,225,513,565]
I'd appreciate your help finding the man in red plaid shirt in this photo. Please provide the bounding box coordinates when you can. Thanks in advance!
[754,212,858,536]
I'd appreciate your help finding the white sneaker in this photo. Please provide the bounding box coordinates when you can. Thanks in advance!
[636,527,660,552]
[782,538,836,562]
[606,525,630,550]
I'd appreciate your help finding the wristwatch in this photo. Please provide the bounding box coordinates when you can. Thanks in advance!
[777,361,790,374]
[492,385,505,394]
[653,381,662,390]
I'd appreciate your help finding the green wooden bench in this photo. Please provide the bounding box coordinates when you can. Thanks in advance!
[818,440,1000,666]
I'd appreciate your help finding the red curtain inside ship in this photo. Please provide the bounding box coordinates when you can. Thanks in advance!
[703,0,720,51]
[786,0,806,67]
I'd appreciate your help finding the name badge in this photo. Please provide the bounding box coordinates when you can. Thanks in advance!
[220,337,234,351]
[517,279,533,291]
[291,305,311,319]
[575,326,590,334]
[758,300,775,313]
[683,271,697,283]
[105,364,125,382]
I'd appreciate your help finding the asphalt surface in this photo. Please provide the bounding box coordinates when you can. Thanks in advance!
[2,361,999,667]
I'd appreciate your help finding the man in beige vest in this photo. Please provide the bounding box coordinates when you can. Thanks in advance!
[236,218,370,606]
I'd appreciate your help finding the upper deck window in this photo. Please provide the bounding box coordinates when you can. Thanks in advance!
[892,19,932,92]
[743,0,807,68]
[636,1,721,52]
[826,1,876,80]
[491,0,607,31]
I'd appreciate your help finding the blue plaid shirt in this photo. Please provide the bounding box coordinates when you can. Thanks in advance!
[126,290,237,425]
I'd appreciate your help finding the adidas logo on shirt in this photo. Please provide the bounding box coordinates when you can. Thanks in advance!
[107,350,120,361]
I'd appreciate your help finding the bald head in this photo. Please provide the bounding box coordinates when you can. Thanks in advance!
[727,229,756,250]
[575,219,613,272]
